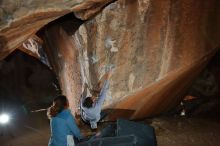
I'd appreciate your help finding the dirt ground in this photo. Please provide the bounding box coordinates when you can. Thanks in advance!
[152,117,220,146]
[1,108,220,146]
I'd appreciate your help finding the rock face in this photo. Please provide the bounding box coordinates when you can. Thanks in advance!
[0,0,113,59]
[42,22,82,113]
[72,0,220,119]
[1,0,220,119]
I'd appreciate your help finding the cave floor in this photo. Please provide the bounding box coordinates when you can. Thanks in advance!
[1,113,220,146]
[151,116,220,146]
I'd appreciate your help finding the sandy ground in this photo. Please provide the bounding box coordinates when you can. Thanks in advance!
[0,111,220,146]
[152,117,220,146]
[0,112,50,146]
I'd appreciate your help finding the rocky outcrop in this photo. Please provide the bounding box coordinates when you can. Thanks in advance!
[0,0,114,59]
[42,24,82,113]
[1,0,220,119]
[72,0,220,119]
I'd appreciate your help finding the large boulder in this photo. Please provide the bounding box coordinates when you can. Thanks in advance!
[0,0,113,59]
[72,0,220,118]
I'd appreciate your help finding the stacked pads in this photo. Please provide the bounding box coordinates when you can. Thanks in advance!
[77,119,157,146]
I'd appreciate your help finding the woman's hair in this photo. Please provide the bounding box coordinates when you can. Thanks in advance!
[83,97,93,108]
[47,95,68,119]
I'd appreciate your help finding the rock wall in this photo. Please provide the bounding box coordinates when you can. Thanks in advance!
[0,0,114,59]
[73,0,220,119]
[1,0,220,119]
[42,23,82,113]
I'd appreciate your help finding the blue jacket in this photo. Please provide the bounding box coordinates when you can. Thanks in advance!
[48,109,82,146]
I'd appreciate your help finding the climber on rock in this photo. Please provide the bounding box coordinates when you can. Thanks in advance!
[80,70,112,129]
